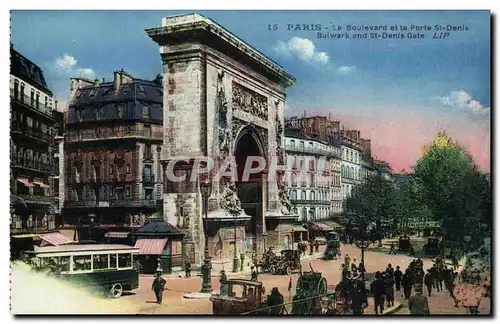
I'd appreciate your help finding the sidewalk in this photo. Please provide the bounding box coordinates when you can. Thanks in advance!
[363,298,403,315]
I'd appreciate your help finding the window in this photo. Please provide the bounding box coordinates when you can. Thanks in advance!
[299,158,304,170]
[118,253,132,268]
[290,190,297,200]
[144,124,152,137]
[44,96,48,108]
[310,173,315,187]
[350,151,353,162]
[94,106,103,120]
[299,141,304,148]
[126,164,131,174]
[141,103,150,119]
[301,190,306,200]
[30,90,35,107]
[76,109,84,122]
[73,255,92,271]
[14,80,19,98]
[291,140,295,147]
[310,191,316,200]
[35,93,40,109]
[125,185,131,197]
[109,164,114,175]
[26,116,33,128]
[145,144,152,159]
[90,88,97,97]
[76,91,83,98]
[59,256,70,272]
[110,254,117,268]
[138,84,145,93]
[93,254,109,270]
[116,104,125,119]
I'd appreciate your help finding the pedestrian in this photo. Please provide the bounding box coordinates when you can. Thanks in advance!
[415,267,424,288]
[402,269,413,300]
[349,281,363,315]
[409,244,416,257]
[251,266,258,281]
[430,264,438,291]
[370,271,385,314]
[358,261,366,276]
[408,284,430,315]
[219,270,228,295]
[344,254,351,269]
[351,258,358,274]
[384,272,395,307]
[386,263,394,277]
[185,261,191,278]
[394,266,403,292]
[388,242,396,255]
[152,270,166,305]
[424,269,433,297]
[267,287,284,315]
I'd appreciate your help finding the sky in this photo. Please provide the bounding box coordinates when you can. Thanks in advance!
[10,10,491,172]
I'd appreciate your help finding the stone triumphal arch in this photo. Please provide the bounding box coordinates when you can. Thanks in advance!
[147,14,295,266]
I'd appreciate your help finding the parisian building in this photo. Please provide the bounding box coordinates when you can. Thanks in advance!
[10,45,61,257]
[339,129,363,205]
[62,70,163,243]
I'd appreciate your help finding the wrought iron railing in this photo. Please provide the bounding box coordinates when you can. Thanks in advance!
[65,199,159,208]
[10,88,54,118]
[285,144,339,157]
[65,129,162,142]
[11,157,55,174]
[11,124,53,143]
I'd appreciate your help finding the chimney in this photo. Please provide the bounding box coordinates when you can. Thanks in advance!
[114,69,133,91]
[55,100,58,111]
[102,78,105,83]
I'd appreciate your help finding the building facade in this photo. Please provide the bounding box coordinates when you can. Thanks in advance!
[10,46,60,256]
[284,129,341,223]
[63,70,163,242]
[339,129,363,203]
[147,14,295,265]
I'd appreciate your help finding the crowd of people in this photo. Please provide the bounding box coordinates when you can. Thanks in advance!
[335,255,461,315]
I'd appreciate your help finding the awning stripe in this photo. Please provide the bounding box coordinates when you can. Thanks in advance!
[134,238,169,255]
[105,232,130,238]
[17,178,35,187]
[41,232,74,246]
[33,181,50,188]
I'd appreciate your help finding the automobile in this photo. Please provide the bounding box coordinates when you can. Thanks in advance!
[210,279,265,315]
[424,237,441,256]
[269,249,301,275]
[398,235,411,251]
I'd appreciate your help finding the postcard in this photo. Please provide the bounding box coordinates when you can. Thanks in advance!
[9,10,491,315]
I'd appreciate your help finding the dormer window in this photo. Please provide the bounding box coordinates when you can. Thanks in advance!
[141,103,150,119]
[90,89,97,97]
[138,85,145,93]
[76,91,83,98]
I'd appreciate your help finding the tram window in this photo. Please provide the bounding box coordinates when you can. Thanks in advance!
[93,254,109,270]
[110,254,117,268]
[59,256,70,271]
[118,253,132,268]
[73,255,92,271]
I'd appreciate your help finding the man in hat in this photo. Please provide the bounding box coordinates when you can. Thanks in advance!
[394,266,403,292]
[408,284,430,315]
[370,271,385,314]
[250,266,258,281]
[152,269,166,305]
[267,287,284,315]
[424,269,434,297]
[219,270,228,296]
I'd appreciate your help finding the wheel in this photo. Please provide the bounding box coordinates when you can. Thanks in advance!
[109,283,123,298]
[317,278,328,295]
[286,266,292,276]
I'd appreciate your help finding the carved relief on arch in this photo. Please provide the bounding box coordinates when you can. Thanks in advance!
[231,118,268,159]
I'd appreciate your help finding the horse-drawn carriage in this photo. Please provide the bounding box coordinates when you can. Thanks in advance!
[259,249,301,275]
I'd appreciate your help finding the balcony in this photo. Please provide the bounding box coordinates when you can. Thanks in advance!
[300,182,307,187]
[285,144,339,157]
[11,157,56,175]
[11,124,53,144]
[65,199,160,209]
[290,199,331,206]
[11,221,57,235]
[65,129,163,143]
[10,89,55,119]
[17,194,53,205]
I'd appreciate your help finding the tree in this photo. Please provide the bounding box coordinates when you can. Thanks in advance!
[343,174,398,242]
[394,176,432,235]
[413,131,491,250]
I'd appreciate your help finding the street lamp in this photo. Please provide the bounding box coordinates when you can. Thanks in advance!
[199,179,212,294]
[354,215,368,282]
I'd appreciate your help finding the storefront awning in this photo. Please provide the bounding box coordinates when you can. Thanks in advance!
[311,222,334,231]
[41,232,74,246]
[105,232,130,239]
[134,238,169,255]
[12,234,40,238]
[276,224,307,233]
[17,178,34,187]
[33,180,50,188]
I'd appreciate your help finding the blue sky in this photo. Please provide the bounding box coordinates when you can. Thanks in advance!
[10,10,491,171]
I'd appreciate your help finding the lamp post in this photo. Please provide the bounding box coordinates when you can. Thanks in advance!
[232,212,239,273]
[199,179,212,294]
